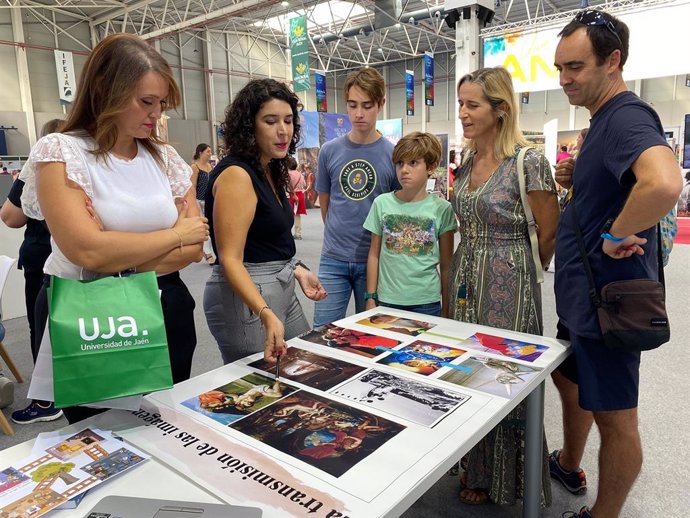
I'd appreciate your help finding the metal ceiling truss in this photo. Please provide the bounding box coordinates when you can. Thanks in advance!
[4,0,671,76]
[481,0,673,36]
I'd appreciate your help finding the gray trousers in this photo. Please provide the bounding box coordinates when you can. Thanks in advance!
[203,260,310,364]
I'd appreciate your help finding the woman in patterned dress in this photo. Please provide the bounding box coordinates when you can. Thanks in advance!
[449,66,560,506]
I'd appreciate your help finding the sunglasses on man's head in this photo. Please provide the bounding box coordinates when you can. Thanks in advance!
[574,10,623,47]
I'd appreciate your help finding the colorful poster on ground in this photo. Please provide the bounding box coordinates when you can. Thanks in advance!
[290,15,310,92]
[376,340,465,375]
[0,428,147,518]
[330,370,470,427]
[315,72,327,112]
[230,391,405,478]
[299,324,400,359]
[462,332,548,362]
[439,354,541,398]
[424,52,434,107]
[405,69,414,116]
[357,313,435,336]
[181,373,299,426]
[248,347,366,390]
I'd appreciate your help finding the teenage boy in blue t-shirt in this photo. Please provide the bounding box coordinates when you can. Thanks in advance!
[363,132,457,317]
[313,67,399,328]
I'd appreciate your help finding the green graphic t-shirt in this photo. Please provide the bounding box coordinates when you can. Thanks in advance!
[364,192,457,305]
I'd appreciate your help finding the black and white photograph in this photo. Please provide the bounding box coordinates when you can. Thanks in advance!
[330,370,471,427]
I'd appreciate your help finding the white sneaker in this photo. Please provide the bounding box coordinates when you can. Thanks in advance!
[0,375,14,408]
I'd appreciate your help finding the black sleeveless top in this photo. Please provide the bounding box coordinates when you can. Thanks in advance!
[206,156,295,263]
[195,167,210,200]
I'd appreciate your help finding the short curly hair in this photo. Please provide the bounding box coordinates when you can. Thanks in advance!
[221,79,302,193]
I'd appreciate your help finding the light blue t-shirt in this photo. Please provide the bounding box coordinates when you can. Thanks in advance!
[316,135,397,262]
[363,192,457,305]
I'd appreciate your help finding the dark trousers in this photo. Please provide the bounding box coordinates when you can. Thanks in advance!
[34,271,197,424]
[24,270,45,363]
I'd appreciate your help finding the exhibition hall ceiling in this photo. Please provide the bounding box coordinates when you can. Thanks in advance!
[10,0,670,71]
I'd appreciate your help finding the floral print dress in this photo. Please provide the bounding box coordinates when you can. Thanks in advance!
[449,146,556,506]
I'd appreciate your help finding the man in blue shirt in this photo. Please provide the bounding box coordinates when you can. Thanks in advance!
[551,10,682,518]
[313,68,398,328]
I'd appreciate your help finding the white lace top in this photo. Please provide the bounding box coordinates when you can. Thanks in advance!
[19,132,192,279]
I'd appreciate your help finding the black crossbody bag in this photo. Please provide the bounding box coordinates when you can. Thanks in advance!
[571,200,670,351]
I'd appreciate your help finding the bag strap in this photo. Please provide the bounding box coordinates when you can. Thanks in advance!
[570,199,602,307]
[571,197,665,311]
[657,221,665,287]
[516,146,544,283]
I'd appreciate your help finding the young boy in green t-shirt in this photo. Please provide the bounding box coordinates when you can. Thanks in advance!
[363,132,457,317]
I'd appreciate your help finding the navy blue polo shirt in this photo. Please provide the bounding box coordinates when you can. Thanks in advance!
[554,92,669,339]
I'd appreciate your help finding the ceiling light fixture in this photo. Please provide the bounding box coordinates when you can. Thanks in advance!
[281,0,289,6]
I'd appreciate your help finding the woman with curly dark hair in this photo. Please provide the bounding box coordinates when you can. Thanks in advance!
[203,79,327,364]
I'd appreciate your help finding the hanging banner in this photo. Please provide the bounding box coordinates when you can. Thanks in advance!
[315,72,327,112]
[54,49,77,104]
[424,52,434,107]
[290,15,310,92]
[406,70,414,116]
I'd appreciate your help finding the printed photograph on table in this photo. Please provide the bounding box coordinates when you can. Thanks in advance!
[0,468,28,492]
[46,429,107,460]
[181,373,300,426]
[462,332,548,362]
[376,340,465,375]
[0,428,147,518]
[299,324,401,358]
[80,448,146,479]
[357,312,436,336]
[330,370,471,427]
[248,347,366,390]
[439,354,542,398]
[231,391,405,477]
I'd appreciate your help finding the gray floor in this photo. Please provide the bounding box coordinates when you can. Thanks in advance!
[1,209,688,517]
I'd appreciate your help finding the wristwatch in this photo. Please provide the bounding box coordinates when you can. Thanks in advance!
[364,292,378,301]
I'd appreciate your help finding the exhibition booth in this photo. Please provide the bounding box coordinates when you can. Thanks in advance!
[0,308,569,518]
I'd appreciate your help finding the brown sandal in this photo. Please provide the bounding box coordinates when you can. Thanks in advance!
[459,473,490,505]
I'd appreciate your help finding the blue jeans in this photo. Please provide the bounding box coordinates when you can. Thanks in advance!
[313,256,367,328]
[378,300,441,317]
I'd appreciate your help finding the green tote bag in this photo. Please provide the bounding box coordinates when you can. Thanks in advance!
[49,272,173,408]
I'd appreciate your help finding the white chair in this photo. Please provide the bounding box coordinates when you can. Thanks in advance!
[0,255,22,436]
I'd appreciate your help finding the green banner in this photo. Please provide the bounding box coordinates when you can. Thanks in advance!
[290,15,310,92]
